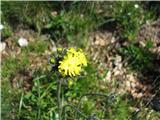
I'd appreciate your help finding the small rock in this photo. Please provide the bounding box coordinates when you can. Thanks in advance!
[114,55,122,66]
[136,93,143,99]
[114,70,120,76]
[105,71,112,82]
[80,14,84,18]
[94,34,106,46]
[139,41,146,47]
[131,82,136,88]
[49,39,57,52]
[127,12,131,16]
[111,37,116,43]
[51,11,58,16]
[115,55,122,63]
[0,42,6,52]
[115,42,121,48]
[0,24,4,30]
[126,81,131,88]
[128,75,136,83]
[134,4,139,8]
[18,37,28,47]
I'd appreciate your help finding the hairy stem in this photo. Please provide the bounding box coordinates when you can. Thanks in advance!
[57,79,62,120]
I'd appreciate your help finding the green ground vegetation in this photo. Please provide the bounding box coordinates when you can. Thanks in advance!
[1,1,160,120]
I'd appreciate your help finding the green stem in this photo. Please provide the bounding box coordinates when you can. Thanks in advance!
[57,79,62,120]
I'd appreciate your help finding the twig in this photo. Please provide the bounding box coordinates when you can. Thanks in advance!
[75,93,108,119]
[63,104,88,119]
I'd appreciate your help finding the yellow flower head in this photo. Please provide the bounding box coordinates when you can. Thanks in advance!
[58,48,87,77]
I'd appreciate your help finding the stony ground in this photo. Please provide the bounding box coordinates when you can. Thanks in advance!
[87,19,160,111]
[1,19,160,112]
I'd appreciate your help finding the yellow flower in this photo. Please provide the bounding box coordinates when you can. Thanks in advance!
[68,47,76,54]
[77,49,87,66]
[58,48,87,77]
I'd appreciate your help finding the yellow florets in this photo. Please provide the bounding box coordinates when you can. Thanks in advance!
[58,48,87,77]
